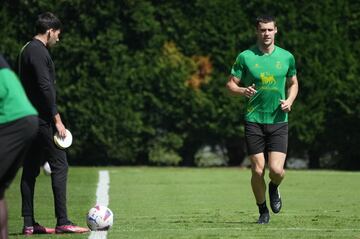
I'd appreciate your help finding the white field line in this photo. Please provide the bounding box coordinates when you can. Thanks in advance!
[88,170,110,239]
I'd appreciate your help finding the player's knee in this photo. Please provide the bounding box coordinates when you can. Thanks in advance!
[270,167,285,178]
[252,166,265,178]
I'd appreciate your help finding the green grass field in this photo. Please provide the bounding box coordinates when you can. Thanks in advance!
[6,167,360,239]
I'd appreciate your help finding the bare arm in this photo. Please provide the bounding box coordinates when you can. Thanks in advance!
[226,75,257,98]
[54,113,67,137]
[280,75,299,112]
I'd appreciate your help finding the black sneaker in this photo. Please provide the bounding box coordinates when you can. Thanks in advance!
[257,211,270,224]
[269,182,282,213]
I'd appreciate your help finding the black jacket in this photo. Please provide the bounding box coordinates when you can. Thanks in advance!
[18,39,57,122]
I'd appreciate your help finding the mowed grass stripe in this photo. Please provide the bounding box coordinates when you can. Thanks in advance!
[6,167,360,239]
[115,227,360,232]
[108,168,360,239]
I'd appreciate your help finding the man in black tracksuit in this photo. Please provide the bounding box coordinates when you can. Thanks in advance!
[18,12,88,234]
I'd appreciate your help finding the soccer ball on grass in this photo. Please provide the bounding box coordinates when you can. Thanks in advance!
[86,205,113,231]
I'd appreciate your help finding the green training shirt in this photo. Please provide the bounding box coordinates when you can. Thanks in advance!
[231,45,296,124]
[0,68,37,124]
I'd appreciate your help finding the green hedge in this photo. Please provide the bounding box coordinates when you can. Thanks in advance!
[1,0,359,169]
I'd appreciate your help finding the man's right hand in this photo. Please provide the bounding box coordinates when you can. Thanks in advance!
[243,84,257,98]
[54,113,67,138]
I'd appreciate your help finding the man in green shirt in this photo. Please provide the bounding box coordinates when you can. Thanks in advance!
[0,55,38,239]
[226,15,298,224]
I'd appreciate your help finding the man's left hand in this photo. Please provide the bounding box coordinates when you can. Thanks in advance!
[280,99,292,112]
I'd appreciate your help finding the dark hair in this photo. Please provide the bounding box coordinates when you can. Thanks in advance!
[255,15,276,28]
[35,12,62,34]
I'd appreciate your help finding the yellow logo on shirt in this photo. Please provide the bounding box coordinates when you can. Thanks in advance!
[260,72,276,85]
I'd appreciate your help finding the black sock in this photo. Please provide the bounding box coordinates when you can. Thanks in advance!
[57,218,70,226]
[269,181,278,193]
[257,201,269,214]
[23,216,34,227]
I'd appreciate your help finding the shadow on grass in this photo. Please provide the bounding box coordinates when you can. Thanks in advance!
[9,232,23,236]
[169,219,257,225]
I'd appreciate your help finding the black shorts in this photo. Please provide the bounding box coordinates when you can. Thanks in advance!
[245,121,288,155]
[0,115,38,198]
